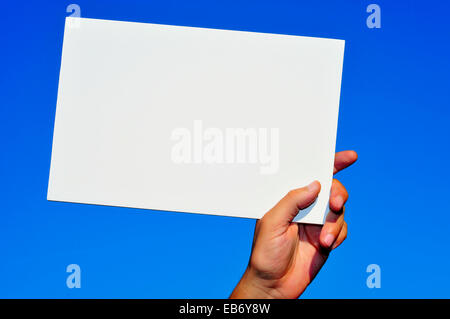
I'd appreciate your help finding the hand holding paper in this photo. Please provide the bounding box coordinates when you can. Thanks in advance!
[230,151,357,299]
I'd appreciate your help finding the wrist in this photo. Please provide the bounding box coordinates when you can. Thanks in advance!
[230,266,279,299]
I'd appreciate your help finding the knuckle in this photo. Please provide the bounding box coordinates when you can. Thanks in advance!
[258,216,267,228]
[333,178,348,193]
[287,189,298,198]
[286,188,305,199]
[332,178,342,187]
[255,219,263,232]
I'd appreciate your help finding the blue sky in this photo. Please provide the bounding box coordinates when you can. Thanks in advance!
[1,0,449,298]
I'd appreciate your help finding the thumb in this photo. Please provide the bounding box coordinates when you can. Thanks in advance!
[264,181,321,227]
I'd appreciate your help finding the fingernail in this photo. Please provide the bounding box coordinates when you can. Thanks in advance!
[307,181,319,192]
[323,233,335,248]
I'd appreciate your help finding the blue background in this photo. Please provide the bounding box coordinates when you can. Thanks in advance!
[1,0,449,298]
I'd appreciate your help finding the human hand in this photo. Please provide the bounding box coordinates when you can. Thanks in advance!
[230,151,358,299]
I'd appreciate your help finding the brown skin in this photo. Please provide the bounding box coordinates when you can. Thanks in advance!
[230,150,358,299]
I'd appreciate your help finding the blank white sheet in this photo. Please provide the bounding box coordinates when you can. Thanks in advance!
[48,17,345,224]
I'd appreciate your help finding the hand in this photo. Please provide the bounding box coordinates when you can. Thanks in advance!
[230,151,358,299]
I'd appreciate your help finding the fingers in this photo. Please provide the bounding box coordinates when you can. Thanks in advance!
[319,179,348,249]
[332,222,347,249]
[325,150,356,247]
[264,181,321,228]
[329,179,348,213]
[334,150,358,174]
[320,207,345,249]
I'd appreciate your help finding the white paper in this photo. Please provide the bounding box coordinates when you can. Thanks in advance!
[48,17,344,224]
